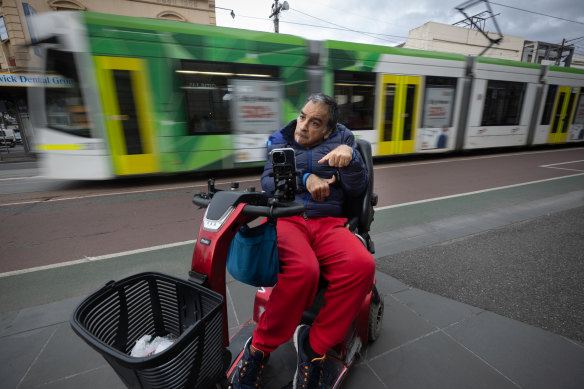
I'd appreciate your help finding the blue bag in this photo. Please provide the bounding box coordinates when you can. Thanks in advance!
[226,221,279,287]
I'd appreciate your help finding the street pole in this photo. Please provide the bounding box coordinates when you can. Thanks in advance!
[274,0,280,33]
[556,38,565,66]
[269,0,289,33]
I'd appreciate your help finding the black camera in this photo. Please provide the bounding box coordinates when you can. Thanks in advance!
[270,148,298,201]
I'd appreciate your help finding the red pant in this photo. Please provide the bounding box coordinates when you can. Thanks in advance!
[252,216,376,355]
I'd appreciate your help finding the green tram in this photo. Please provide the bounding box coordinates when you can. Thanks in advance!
[28,11,584,179]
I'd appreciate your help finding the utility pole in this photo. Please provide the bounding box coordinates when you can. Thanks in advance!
[269,0,289,33]
[556,38,565,66]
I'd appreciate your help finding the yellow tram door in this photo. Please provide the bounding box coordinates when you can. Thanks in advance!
[377,75,421,155]
[548,86,579,144]
[95,57,158,175]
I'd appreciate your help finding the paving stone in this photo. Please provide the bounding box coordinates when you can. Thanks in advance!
[368,331,518,389]
[18,323,107,388]
[392,288,483,328]
[446,311,584,389]
[362,294,437,360]
[0,326,55,389]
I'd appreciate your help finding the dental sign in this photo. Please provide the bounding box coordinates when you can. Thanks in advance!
[0,73,74,87]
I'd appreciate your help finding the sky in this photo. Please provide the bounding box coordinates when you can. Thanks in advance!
[215,0,584,55]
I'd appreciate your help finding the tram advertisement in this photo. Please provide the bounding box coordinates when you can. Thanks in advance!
[420,87,454,150]
[231,79,283,162]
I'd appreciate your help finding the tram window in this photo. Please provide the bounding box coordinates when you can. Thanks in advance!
[403,84,417,140]
[113,70,142,154]
[564,90,578,132]
[422,76,457,128]
[573,92,584,125]
[45,49,91,137]
[179,60,278,136]
[481,80,526,126]
[334,71,376,131]
[551,92,566,133]
[383,84,395,142]
[540,85,558,125]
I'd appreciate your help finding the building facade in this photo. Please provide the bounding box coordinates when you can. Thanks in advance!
[0,0,217,73]
[402,21,525,62]
[402,21,583,69]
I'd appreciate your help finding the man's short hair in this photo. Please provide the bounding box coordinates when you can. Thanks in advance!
[306,93,338,132]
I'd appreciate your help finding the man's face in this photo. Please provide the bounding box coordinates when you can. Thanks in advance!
[294,101,330,149]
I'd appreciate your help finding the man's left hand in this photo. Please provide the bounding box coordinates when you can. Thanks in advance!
[318,144,353,167]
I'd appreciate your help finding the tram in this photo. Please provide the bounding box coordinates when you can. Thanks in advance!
[28,11,584,179]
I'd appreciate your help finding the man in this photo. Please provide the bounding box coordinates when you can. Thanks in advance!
[233,93,376,389]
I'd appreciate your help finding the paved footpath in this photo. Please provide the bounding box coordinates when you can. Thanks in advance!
[1,175,583,388]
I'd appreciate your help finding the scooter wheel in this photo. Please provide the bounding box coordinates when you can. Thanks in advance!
[368,293,384,342]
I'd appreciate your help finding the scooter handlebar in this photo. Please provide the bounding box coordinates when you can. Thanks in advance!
[193,192,305,219]
[243,202,305,218]
[192,194,211,208]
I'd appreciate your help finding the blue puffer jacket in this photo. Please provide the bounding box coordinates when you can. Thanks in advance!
[261,120,368,218]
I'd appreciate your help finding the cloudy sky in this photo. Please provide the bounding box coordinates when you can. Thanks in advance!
[215,0,584,55]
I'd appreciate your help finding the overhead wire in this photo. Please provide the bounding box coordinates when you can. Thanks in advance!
[287,8,402,45]
[218,3,584,59]
[565,36,584,44]
[220,12,410,44]
[490,1,584,26]
[286,4,584,61]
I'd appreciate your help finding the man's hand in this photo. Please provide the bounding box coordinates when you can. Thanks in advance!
[318,144,353,167]
[306,174,336,202]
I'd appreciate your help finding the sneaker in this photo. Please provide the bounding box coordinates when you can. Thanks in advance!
[232,337,267,389]
[293,325,325,389]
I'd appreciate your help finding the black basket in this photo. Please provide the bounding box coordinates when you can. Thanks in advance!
[70,272,224,389]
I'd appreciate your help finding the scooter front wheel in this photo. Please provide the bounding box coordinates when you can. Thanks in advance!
[368,288,384,342]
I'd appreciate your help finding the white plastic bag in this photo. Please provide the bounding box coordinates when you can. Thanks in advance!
[130,334,176,357]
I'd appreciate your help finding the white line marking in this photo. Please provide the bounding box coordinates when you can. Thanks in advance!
[0,175,43,181]
[0,240,196,278]
[0,178,259,207]
[540,159,584,167]
[5,172,584,278]
[540,160,584,173]
[375,172,584,211]
[374,147,582,169]
[542,167,584,173]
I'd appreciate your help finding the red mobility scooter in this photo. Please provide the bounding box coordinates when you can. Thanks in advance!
[189,139,383,388]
